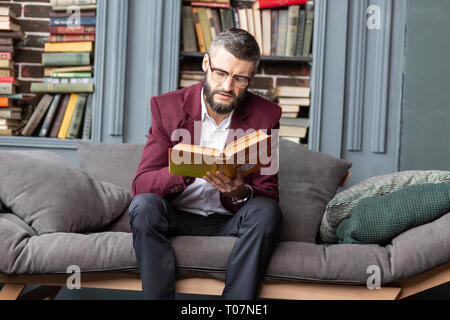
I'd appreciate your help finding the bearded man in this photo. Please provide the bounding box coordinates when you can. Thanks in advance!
[129,28,282,300]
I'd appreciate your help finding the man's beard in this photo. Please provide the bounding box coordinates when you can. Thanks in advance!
[203,79,247,115]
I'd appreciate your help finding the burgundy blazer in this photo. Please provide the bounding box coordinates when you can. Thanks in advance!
[132,81,282,213]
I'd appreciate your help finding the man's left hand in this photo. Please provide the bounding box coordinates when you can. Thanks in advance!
[203,167,250,200]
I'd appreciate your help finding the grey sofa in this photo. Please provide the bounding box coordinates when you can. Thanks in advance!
[0,139,449,300]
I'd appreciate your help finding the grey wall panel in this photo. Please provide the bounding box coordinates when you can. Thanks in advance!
[340,0,405,187]
[399,0,450,170]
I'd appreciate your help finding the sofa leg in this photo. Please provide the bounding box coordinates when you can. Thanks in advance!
[18,286,62,300]
[0,284,26,300]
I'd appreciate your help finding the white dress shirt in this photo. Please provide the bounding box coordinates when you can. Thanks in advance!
[170,88,235,216]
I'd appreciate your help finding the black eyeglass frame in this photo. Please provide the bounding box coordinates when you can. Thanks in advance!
[206,54,253,88]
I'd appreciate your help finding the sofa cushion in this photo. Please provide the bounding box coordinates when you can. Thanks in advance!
[0,150,131,234]
[336,183,450,245]
[320,170,450,243]
[77,141,145,192]
[278,139,352,242]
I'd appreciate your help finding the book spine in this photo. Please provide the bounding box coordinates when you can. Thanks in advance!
[286,5,300,56]
[276,10,288,56]
[192,7,207,53]
[219,9,234,30]
[49,25,96,35]
[0,76,14,83]
[182,6,198,52]
[211,8,222,35]
[44,41,93,53]
[51,0,97,6]
[232,8,240,29]
[66,93,88,139]
[22,94,54,136]
[190,1,230,8]
[82,94,93,140]
[31,82,94,93]
[258,0,307,9]
[51,72,93,78]
[48,34,96,42]
[50,17,96,26]
[57,93,78,139]
[295,10,306,57]
[253,5,263,54]
[42,52,91,66]
[52,4,97,12]
[0,52,12,60]
[270,10,278,56]
[0,45,13,53]
[198,8,212,51]
[0,83,14,95]
[205,8,217,40]
[39,94,62,137]
[49,94,70,138]
[301,9,314,57]
[49,10,96,18]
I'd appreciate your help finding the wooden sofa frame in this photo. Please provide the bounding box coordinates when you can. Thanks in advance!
[1,172,448,300]
[0,261,449,300]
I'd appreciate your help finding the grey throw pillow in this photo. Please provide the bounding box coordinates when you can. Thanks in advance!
[278,139,352,243]
[77,141,145,192]
[0,150,131,235]
[320,170,450,243]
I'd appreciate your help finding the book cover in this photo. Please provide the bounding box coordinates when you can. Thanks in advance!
[49,94,70,138]
[82,94,93,140]
[38,94,62,137]
[286,5,300,56]
[42,52,91,66]
[21,94,54,136]
[66,93,88,139]
[182,6,198,52]
[44,41,94,53]
[169,130,272,179]
[57,93,79,139]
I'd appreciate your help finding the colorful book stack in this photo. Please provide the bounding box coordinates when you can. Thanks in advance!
[0,6,24,136]
[276,85,310,145]
[25,0,96,139]
[181,0,314,57]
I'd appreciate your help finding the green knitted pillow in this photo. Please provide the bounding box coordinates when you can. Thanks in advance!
[320,170,450,243]
[336,183,450,245]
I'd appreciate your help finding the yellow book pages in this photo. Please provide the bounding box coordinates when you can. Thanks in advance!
[57,93,78,139]
[45,41,94,53]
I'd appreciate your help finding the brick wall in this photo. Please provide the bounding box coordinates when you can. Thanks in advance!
[1,0,50,94]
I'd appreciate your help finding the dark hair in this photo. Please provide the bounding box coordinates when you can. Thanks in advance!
[209,28,261,70]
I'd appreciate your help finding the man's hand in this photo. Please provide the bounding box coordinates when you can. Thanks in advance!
[203,167,250,200]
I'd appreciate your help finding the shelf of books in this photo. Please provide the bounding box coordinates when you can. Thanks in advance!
[179,0,314,146]
[0,0,96,140]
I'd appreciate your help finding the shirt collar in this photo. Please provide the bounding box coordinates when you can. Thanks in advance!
[201,87,234,129]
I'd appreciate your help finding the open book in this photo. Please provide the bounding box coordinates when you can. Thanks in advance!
[169,130,272,179]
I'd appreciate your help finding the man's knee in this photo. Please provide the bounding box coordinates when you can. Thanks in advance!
[243,197,282,232]
[128,193,169,233]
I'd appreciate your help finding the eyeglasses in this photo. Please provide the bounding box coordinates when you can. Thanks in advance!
[207,56,252,89]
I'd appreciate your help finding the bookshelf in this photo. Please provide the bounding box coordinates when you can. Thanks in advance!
[0,0,108,150]
[179,0,316,147]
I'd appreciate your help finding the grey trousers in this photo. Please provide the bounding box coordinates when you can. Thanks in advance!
[128,193,282,300]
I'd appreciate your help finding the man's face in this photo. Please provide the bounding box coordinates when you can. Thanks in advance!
[202,48,255,115]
